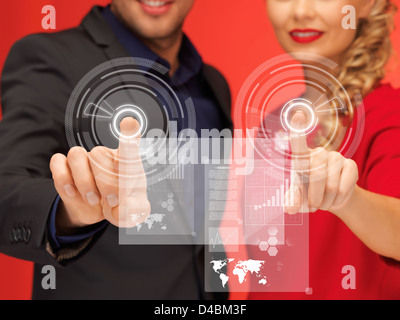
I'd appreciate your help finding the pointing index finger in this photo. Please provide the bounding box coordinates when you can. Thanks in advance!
[289,110,310,156]
[117,117,146,189]
[118,117,141,159]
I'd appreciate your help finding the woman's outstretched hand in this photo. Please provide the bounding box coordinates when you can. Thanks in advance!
[285,110,359,215]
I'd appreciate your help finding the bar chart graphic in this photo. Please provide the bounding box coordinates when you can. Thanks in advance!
[157,162,185,181]
[245,162,303,226]
[245,161,286,225]
[253,178,290,210]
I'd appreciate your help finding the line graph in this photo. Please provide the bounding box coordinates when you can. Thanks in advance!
[209,227,239,252]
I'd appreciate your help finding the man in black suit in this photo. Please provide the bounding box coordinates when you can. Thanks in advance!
[0,1,232,299]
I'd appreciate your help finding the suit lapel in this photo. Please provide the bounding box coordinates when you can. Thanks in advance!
[202,65,233,131]
[81,6,130,60]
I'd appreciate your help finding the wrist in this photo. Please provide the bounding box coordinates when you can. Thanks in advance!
[330,185,360,218]
[55,200,88,236]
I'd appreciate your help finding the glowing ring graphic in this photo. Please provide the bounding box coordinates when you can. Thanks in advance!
[234,52,365,176]
[281,99,317,135]
[110,105,147,140]
[65,57,196,186]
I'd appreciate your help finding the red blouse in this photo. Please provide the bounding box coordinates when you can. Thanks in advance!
[248,83,400,300]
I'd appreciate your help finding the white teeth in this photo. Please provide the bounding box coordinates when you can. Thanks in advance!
[292,32,321,37]
[141,0,168,7]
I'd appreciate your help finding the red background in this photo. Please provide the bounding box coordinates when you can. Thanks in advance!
[0,0,399,300]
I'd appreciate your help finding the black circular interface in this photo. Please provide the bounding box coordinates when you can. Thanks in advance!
[65,57,196,186]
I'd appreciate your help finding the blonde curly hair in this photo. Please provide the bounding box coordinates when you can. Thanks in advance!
[317,0,397,150]
[337,0,397,102]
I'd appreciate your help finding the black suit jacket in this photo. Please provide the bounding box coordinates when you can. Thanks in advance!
[0,6,232,299]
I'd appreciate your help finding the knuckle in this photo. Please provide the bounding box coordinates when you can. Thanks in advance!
[90,146,107,158]
[346,159,358,170]
[138,199,151,214]
[345,159,359,179]
[71,169,95,190]
[308,199,321,209]
[96,176,118,193]
[79,174,95,188]
[308,191,321,208]
[310,169,326,182]
[50,152,64,162]
[325,183,337,195]
[49,153,65,171]
[67,146,87,161]
[329,151,343,162]
[310,153,328,167]
[315,147,328,157]
[309,157,319,169]
[89,147,115,170]
[53,170,70,184]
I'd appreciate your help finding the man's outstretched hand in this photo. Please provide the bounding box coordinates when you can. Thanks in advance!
[50,117,150,235]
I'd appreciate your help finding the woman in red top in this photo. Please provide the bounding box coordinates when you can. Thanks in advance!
[249,0,400,299]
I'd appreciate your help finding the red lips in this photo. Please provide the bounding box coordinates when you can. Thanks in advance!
[289,29,324,44]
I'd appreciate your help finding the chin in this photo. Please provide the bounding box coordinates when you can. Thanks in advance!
[130,21,172,38]
[283,47,331,61]
[141,28,177,40]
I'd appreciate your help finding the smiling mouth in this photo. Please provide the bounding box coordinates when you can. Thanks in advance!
[139,0,172,7]
[289,30,325,44]
[138,0,174,15]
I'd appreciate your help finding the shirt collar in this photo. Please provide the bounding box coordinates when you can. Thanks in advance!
[102,5,202,86]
